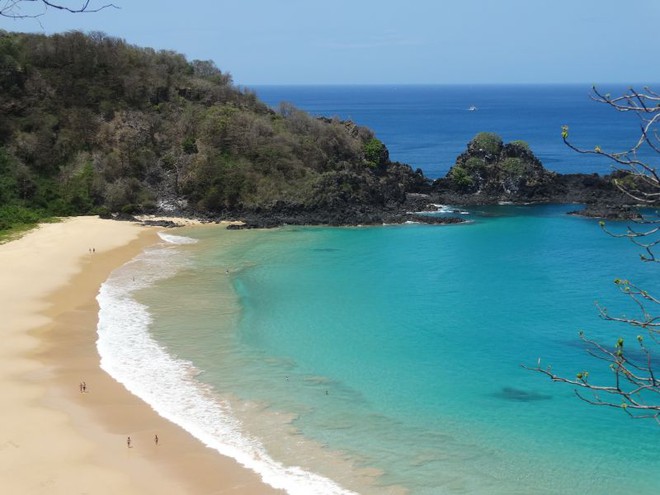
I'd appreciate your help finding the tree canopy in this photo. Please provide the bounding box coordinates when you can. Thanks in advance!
[0,30,421,231]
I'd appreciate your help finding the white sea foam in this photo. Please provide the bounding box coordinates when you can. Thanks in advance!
[413,204,470,215]
[96,239,356,495]
[438,205,469,215]
[157,231,199,244]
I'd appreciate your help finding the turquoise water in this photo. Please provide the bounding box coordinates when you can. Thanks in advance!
[97,85,660,493]
[98,205,659,494]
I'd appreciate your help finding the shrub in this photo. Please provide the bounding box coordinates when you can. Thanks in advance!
[95,206,112,218]
[121,204,139,215]
[450,165,474,189]
[500,157,525,176]
[464,157,485,170]
[182,136,198,154]
[363,138,387,168]
[510,140,530,151]
[0,204,44,231]
[470,132,503,155]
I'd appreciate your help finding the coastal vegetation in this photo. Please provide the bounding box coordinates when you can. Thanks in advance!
[0,29,651,234]
[0,30,425,231]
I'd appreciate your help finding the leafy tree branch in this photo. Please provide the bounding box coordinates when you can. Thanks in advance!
[526,86,660,424]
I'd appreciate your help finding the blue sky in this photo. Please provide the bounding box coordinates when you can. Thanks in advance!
[2,0,659,86]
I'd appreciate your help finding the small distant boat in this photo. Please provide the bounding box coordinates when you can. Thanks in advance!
[468,105,478,111]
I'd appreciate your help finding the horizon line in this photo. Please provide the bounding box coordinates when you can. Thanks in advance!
[242,81,659,88]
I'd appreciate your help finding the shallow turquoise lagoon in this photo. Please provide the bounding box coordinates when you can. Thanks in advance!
[98,205,659,494]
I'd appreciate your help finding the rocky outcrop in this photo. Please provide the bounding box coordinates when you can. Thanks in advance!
[567,204,643,221]
[138,130,652,228]
[436,133,557,201]
[221,205,466,229]
[430,133,646,213]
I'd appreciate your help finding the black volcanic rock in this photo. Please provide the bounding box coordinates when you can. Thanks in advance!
[438,133,557,201]
[429,133,653,213]
[568,205,643,221]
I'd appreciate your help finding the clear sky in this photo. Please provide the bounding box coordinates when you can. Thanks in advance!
[2,0,659,86]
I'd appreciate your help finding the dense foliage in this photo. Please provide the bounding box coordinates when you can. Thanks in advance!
[0,30,422,230]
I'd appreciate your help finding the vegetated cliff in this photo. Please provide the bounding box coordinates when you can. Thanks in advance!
[0,30,649,231]
[0,30,428,229]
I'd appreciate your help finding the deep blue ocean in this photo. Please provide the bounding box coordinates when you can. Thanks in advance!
[97,85,660,494]
[252,84,650,179]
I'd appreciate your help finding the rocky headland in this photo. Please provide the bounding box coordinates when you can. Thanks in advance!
[0,31,653,232]
[206,133,648,228]
[134,132,649,228]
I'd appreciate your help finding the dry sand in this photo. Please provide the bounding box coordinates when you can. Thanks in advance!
[0,216,282,494]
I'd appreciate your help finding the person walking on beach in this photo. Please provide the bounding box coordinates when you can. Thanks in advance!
[127,436,131,448]
[154,434,159,446]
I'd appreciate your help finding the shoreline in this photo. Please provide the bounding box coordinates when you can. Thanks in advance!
[0,216,282,494]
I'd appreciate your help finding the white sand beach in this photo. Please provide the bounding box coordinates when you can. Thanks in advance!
[0,216,281,494]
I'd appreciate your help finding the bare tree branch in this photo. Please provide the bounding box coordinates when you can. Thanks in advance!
[529,86,660,423]
[561,86,660,197]
[523,332,660,421]
[1,0,118,19]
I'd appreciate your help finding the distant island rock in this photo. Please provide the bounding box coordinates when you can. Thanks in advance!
[423,132,650,219]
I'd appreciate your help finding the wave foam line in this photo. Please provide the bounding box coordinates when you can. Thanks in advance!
[157,232,199,244]
[96,246,356,495]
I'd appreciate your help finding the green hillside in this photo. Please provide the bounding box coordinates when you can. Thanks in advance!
[0,30,424,230]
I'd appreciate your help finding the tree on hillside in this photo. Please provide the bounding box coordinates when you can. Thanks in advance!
[1,0,117,18]
[525,86,660,423]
